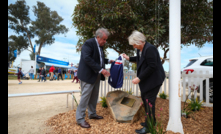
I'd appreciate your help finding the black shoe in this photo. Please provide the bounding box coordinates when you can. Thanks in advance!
[135,127,149,134]
[140,122,145,127]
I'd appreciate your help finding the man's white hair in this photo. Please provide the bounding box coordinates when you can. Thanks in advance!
[95,28,110,38]
[128,30,146,45]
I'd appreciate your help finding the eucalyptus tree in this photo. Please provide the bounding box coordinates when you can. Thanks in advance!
[8,0,69,56]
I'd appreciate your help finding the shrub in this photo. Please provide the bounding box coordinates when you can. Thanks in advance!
[100,96,108,108]
[182,84,203,118]
[188,97,203,111]
[159,91,168,99]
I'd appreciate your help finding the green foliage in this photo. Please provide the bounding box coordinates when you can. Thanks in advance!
[189,97,203,111]
[8,35,29,62]
[8,75,18,80]
[124,60,131,70]
[100,96,108,108]
[72,0,213,64]
[181,109,193,118]
[131,63,137,73]
[8,0,68,56]
[142,100,166,134]
[29,51,35,60]
[159,91,168,99]
[72,94,79,107]
[182,85,202,119]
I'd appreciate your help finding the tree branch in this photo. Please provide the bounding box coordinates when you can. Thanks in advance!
[161,48,169,64]
[20,20,33,52]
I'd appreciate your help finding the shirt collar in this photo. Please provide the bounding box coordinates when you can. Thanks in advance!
[95,37,100,47]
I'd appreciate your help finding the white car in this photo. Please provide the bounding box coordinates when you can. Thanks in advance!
[181,55,213,103]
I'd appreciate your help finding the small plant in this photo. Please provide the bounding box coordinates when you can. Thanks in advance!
[188,97,203,111]
[100,96,108,108]
[72,94,79,107]
[141,99,166,134]
[182,84,203,118]
[159,91,168,99]
[181,108,192,118]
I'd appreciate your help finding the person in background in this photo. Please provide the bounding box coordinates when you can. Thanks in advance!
[67,69,70,79]
[37,68,41,82]
[54,67,58,80]
[57,67,63,81]
[71,69,74,79]
[20,70,25,79]
[62,69,66,79]
[49,65,55,81]
[28,66,34,80]
[72,70,79,83]
[15,68,22,84]
[41,67,46,82]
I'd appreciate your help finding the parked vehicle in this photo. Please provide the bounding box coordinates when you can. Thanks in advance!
[181,55,213,103]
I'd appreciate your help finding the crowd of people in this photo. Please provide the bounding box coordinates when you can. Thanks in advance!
[14,65,79,84]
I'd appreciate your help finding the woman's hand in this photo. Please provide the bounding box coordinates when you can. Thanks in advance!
[132,77,140,84]
[122,53,129,60]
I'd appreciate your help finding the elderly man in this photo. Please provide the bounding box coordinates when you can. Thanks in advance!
[76,28,114,128]
[123,30,165,134]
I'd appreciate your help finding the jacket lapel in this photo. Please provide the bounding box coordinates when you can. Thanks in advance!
[137,42,148,70]
[93,38,101,65]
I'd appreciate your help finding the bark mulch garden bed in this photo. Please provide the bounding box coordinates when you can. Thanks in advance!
[45,98,213,134]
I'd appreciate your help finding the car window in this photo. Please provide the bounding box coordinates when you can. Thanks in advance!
[200,58,213,66]
[184,60,197,68]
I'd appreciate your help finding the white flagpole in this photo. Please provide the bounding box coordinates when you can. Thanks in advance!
[166,0,184,133]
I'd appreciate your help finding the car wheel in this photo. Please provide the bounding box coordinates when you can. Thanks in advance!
[203,82,213,103]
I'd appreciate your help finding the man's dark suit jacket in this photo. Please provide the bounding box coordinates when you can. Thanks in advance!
[78,38,108,84]
[129,42,165,93]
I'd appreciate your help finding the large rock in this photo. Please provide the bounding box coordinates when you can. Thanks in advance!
[106,90,144,123]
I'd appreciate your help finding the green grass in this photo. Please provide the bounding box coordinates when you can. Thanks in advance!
[8,75,18,80]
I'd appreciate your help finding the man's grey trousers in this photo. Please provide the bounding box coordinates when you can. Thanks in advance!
[76,74,101,124]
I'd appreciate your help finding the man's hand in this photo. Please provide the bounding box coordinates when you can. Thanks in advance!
[132,77,140,84]
[109,60,114,63]
[122,53,129,60]
[101,69,110,77]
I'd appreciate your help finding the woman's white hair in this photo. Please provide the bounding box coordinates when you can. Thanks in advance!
[95,28,110,38]
[128,30,146,45]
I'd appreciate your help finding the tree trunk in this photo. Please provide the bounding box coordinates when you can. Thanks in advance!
[38,44,42,55]
[20,20,33,52]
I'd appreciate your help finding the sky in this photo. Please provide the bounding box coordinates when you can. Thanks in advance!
[8,0,213,72]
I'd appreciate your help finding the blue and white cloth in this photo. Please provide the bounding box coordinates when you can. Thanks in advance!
[108,55,124,88]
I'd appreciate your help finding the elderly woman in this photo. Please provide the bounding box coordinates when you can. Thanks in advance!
[123,30,165,134]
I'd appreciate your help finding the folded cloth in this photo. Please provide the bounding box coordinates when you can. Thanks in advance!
[108,55,124,88]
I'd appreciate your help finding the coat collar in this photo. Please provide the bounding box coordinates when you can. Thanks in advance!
[137,42,149,70]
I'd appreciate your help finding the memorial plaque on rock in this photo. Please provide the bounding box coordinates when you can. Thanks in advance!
[121,97,136,107]
[106,90,143,123]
